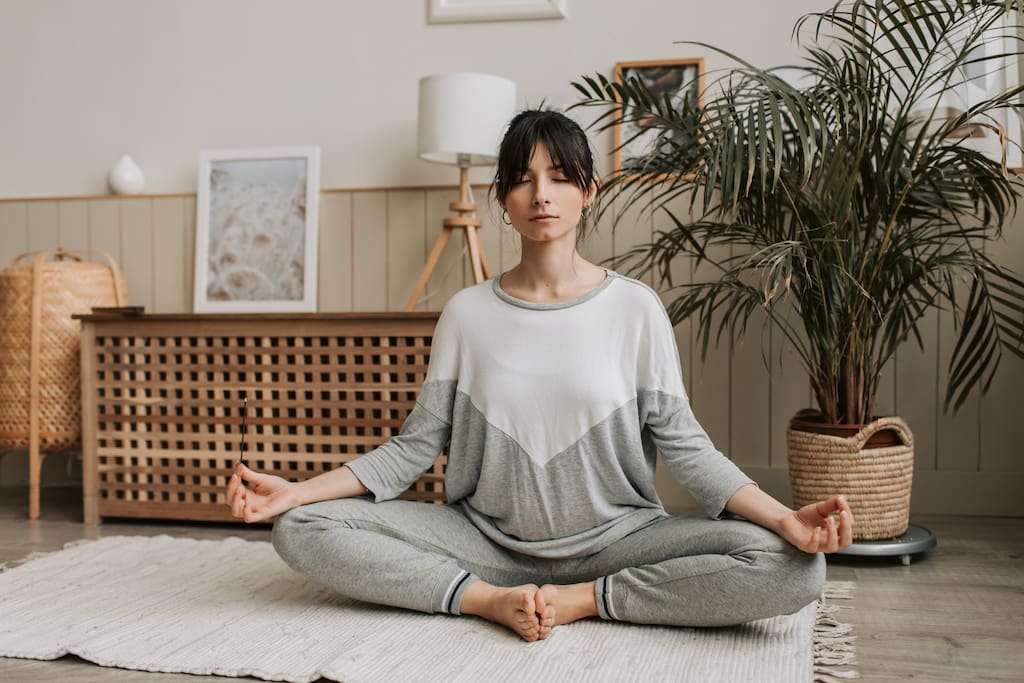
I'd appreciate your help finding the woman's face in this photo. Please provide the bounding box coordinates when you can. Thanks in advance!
[500,142,594,247]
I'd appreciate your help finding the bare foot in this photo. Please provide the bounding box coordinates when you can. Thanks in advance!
[461,581,545,642]
[539,582,599,628]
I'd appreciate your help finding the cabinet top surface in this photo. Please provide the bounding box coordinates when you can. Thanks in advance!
[74,312,440,323]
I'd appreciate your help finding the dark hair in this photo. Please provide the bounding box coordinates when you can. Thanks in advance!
[493,109,598,238]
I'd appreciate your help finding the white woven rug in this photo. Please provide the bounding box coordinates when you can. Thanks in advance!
[0,535,856,682]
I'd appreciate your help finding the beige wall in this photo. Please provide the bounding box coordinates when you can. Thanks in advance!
[0,0,818,197]
[1,189,1021,516]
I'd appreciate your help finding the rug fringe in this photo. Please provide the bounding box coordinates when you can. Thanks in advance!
[814,581,858,681]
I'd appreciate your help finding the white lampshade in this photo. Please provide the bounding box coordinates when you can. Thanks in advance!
[417,73,517,167]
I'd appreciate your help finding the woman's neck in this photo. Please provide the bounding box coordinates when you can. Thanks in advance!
[501,249,607,304]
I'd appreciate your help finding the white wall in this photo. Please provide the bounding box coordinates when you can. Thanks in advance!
[0,0,821,198]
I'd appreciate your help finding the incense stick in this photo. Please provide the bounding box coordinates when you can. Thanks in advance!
[238,393,247,467]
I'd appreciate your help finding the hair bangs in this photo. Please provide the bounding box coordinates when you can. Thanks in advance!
[495,109,595,203]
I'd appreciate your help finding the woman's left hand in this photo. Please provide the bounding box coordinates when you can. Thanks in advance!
[778,495,855,553]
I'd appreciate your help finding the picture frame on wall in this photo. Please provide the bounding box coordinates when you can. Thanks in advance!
[427,0,566,24]
[193,147,320,313]
[613,58,704,174]
[964,12,1022,170]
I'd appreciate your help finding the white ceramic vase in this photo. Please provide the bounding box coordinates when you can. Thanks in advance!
[107,155,145,195]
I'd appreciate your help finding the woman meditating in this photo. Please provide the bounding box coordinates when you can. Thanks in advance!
[226,108,854,642]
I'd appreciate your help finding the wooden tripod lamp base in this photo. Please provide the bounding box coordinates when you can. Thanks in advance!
[404,165,492,311]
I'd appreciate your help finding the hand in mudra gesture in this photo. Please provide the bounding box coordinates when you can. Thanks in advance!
[779,495,855,553]
[226,463,296,523]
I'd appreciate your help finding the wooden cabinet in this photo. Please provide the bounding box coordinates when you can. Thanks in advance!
[76,313,443,523]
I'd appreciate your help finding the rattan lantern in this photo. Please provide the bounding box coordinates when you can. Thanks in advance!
[0,250,128,518]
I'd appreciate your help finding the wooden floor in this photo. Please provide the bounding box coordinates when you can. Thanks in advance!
[1,486,1022,683]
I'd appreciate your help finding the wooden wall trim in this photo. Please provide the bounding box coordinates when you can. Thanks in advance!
[0,184,495,204]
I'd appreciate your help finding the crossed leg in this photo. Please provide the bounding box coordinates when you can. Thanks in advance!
[272,498,558,640]
[554,515,826,627]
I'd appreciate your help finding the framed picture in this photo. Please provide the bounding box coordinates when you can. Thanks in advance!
[898,12,1022,172]
[613,58,704,174]
[960,12,1022,170]
[427,0,566,24]
[194,147,320,313]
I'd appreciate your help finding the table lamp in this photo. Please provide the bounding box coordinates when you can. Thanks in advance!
[405,72,516,311]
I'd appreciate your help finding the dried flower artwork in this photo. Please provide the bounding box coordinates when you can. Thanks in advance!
[205,158,308,302]
[194,147,319,313]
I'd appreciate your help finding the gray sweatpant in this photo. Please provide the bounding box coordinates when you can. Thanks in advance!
[272,498,824,627]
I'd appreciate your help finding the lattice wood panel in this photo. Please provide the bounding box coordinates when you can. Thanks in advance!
[77,313,443,523]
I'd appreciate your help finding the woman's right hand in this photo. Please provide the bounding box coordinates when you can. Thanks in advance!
[226,462,297,523]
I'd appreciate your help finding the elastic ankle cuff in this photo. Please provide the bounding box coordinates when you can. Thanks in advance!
[595,575,618,621]
[441,570,474,615]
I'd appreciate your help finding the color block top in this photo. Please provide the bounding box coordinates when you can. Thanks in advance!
[346,271,754,559]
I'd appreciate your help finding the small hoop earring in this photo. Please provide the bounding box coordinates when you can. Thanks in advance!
[501,209,511,225]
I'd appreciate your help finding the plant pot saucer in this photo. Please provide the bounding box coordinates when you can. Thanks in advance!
[834,523,937,565]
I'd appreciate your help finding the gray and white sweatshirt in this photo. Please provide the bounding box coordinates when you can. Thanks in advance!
[346,271,754,559]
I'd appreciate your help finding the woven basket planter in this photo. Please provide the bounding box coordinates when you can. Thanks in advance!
[787,410,914,541]
[0,249,127,518]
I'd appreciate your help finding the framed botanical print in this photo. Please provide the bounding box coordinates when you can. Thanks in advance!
[193,147,320,313]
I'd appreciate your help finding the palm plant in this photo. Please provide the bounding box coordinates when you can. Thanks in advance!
[572,0,1024,425]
